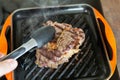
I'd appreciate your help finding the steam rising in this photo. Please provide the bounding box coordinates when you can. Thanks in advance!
[21,0,68,33]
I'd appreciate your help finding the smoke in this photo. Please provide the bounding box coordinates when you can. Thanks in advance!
[20,0,69,33]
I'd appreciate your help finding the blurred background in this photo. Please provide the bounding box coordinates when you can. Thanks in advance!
[101,0,120,74]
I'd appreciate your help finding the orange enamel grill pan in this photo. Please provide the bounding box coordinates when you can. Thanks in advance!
[0,4,116,80]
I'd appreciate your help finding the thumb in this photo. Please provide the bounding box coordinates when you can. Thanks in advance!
[0,59,18,77]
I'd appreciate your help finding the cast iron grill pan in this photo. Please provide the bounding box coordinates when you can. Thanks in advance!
[11,5,111,80]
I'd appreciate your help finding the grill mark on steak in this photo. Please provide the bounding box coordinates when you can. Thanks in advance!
[37,47,61,61]
[54,24,64,30]
[37,48,54,60]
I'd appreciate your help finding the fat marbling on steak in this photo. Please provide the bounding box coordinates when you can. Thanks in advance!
[35,21,85,68]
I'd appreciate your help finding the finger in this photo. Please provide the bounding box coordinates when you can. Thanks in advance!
[0,59,18,77]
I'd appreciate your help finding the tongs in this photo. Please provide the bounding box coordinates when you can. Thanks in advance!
[0,26,55,61]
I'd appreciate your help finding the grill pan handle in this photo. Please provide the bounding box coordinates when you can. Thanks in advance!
[0,15,11,55]
[94,8,117,78]
[0,15,13,80]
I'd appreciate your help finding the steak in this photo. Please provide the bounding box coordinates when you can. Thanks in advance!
[35,21,85,68]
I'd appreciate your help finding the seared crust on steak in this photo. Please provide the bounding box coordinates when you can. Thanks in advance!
[35,21,85,68]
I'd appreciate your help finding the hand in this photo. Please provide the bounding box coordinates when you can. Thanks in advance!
[0,53,18,77]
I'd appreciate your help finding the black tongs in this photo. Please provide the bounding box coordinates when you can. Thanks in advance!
[0,26,55,61]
